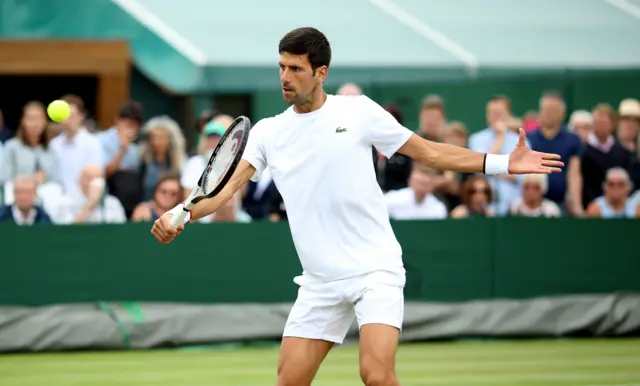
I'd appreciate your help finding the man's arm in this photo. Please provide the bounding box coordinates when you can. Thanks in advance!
[188,160,256,222]
[398,134,488,173]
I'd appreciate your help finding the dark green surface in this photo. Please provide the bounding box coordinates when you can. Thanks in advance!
[1,219,638,306]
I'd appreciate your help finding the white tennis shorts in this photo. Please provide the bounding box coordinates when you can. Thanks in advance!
[283,270,405,344]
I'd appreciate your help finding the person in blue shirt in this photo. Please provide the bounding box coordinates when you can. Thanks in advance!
[469,95,528,215]
[527,92,583,216]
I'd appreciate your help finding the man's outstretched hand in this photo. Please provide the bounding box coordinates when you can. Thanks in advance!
[509,129,564,174]
[151,214,184,244]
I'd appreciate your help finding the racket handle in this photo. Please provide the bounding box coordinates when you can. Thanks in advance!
[170,210,188,228]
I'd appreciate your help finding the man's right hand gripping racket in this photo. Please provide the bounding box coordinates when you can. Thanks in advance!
[170,116,251,227]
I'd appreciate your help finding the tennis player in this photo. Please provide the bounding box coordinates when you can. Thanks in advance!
[152,27,563,386]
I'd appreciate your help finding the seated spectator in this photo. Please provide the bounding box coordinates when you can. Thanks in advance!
[581,104,632,208]
[336,83,362,96]
[630,135,640,193]
[527,92,583,216]
[586,168,639,218]
[267,190,288,222]
[199,192,252,223]
[0,175,51,225]
[372,104,412,192]
[131,174,183,222]
[509,174,561,218]
[568,110,593,144]
[451,175,495,218]
[438,121,469,210]
[0,101,58,186]
[417,95,446,141]
[469,95,526,215]
[384,164,447,220]
[49,165,125,225]
[100,100,144,218]
[507,117,523,133]
[616,98,640,154]
[50,94,104,197]
[139,116,186,201]
[0,107,14,143]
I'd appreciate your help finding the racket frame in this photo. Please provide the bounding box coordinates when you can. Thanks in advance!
[170,116,251,227]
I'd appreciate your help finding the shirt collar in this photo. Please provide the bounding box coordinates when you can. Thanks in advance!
[12,205,37,225]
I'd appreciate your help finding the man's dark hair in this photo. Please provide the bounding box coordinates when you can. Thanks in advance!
[488,94,512,113]
[117,100,144,124]
[279,27,331,71]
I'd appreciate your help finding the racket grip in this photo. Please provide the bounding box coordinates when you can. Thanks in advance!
[170,210,188,228]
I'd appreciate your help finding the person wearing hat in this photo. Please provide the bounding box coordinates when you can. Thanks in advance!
[617,98,640,154]
[180,120,226,198]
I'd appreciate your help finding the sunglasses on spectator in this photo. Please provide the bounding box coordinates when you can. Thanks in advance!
[606,180,626,187]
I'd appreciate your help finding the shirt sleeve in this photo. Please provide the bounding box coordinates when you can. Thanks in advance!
[359,96,413,158]
[570,133,584,158]
[88,135,106,168]
[241,119,269,182]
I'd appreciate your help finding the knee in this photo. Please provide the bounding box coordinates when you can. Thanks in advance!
[360,367,398,386]
[276,364,310,386]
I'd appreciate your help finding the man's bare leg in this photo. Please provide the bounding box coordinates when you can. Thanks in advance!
[276,337,334,386]
[358,324,401,386]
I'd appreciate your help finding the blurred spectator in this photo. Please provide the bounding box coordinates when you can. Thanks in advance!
[0,101,58,186]
[0,140,3,163]
[438,121,469,210]
[581,103,631,208]
[629,134,640,193]
[182,120,227,197]
[450,175,495,218]
[586,168,639,218]
[46,122,63,142]
[0,175,51,225]
[372,104,412,192]
[527,92,583,216]
[100,101,144,218]
[417,95,446,141]
[50,95,104,196]
[132,174,182,222]
[509,174,561,218]
[337,83,362,96]
[522,110,540,132]
[199,192,252,223]
[384,164,447,220]
[243,166,278,220]
[49,165,125,225]
[616,98,640,153]
[469,95,526,215]
[212,114,234,130]
[139,116,186,201]
[0,107,14,143]
[568,110,593,144]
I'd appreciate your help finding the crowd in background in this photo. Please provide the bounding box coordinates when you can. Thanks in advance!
[0,85,639,226]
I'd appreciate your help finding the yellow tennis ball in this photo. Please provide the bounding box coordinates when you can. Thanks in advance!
[47,100,71,123]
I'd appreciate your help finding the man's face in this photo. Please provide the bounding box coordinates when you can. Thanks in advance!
[14,180,37,211]
[63,103,85,129]
[618,117,640,142]
[604,173,630,200]
[539,97,566,128]
[593,111,614,138]
[279,52,326,105]
[116,117,140,136]
[408,171,433,197]
[486,100,510,128]
[419,108,445,138]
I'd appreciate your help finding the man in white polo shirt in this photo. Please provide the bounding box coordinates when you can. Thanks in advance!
[151,28,564,386]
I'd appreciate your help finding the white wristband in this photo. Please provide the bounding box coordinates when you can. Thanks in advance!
[484,154,510,175]
[166,203,191,224]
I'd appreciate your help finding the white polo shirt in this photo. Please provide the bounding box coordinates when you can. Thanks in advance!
[384,188,448,220]
[242,95,413,283]
[50,128,105,196]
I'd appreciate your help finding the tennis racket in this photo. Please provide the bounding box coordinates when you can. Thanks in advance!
[170,115,251,227]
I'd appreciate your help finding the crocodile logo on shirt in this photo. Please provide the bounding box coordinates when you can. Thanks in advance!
[335,127,348,133]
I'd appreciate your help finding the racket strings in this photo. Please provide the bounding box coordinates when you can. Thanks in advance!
[202,125,243,194]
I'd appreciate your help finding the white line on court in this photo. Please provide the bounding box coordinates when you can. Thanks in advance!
[604,0,640,21]
[365,0,480,73]
[110,0,208,65]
